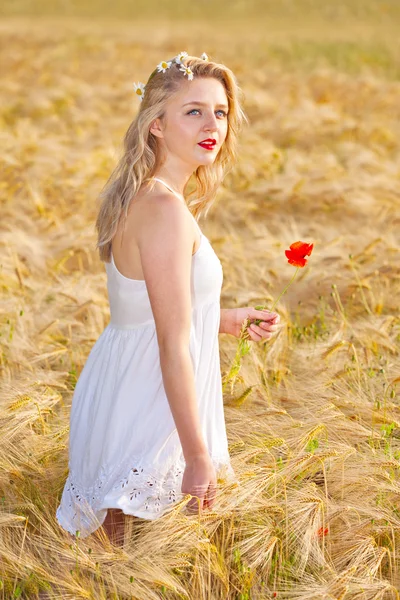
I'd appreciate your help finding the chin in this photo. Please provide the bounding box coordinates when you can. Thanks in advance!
[188,148,218,168]
[190,157,216,169]
[199,154,217,164]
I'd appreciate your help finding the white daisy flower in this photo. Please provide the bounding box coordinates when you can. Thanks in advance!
[174,51,188,65]
[201,52,209,61]
[133,82,146,101]
[157,60,172,73]
[179,65,194,80]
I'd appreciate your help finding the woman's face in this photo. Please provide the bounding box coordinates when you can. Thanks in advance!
[151,77,229,169]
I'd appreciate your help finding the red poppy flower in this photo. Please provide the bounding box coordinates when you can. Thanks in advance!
[317,526,329,537]
[285,241,314,268]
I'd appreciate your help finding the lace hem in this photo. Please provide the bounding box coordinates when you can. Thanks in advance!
[56,453,238,538]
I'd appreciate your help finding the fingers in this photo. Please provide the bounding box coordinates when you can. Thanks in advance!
[186,497,201,512]
[185,484,217,501]
[260,323,279,332]
[247,324,266,341]
[185,486,205,512]
[184,482,218,513]
[258,310,280,324]
[203,482,217,509]
[248,322,277,340]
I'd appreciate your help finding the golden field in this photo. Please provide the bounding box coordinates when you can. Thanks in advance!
[1,2,400,598]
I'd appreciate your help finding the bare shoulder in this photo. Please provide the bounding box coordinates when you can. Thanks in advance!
[124,186,196,252]
[137,192,193,249]
[126,184,193,244]
[111,182,197,280]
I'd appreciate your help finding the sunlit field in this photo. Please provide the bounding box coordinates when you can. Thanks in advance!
[1,1,400,598]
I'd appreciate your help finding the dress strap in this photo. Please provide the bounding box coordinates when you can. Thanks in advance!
[151,177,202,235]
[152,177,183,202]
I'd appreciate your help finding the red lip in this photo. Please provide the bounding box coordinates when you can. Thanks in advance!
[198,141,216,149]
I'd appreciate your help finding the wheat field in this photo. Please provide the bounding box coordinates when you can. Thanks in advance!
[1,2,400,598]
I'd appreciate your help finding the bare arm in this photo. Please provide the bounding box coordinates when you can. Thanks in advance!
[135,195,208,463]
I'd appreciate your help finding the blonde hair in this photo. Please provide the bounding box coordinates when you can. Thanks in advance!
[95,54,248,262]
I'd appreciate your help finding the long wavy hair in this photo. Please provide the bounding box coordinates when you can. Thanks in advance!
[95,53,248,262]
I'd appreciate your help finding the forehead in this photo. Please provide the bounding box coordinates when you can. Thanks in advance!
[173,77,228,106]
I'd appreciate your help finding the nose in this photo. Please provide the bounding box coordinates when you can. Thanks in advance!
[203,112,219,133]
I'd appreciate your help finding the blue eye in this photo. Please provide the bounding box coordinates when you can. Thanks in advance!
[187,109,227,117]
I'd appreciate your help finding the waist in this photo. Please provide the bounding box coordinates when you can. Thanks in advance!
[107,319,155,331]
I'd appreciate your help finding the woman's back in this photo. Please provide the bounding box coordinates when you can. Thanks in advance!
[55,177,238,539]
[110,178,201,282]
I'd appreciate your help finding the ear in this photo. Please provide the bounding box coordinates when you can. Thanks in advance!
[149,117,164,139]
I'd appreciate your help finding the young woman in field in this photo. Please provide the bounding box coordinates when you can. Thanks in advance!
[56,52,280,546]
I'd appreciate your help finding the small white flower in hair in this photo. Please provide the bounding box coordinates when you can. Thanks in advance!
[201,52,209,61]
[174,51,188,64]
[157,60,172,73]
[133,82,146,101]
[179,65,194,80]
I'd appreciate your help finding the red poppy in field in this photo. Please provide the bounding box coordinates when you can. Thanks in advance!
[317,526,329,537]
[285,241,314,268]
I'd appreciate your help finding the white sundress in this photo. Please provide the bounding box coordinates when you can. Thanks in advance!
[56,177,238,539]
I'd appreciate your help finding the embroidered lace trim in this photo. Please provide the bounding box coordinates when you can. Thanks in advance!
[56,453,238,537]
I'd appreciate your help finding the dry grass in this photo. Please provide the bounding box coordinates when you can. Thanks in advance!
[1,4,400,599]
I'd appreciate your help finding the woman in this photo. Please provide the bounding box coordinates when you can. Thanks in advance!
[56,51,280,546]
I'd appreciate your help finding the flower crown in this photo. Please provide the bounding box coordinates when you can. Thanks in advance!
[133,51,209,102]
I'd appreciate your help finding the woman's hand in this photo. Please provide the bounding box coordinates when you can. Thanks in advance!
[181,454,217,514]
[221,307,280,342]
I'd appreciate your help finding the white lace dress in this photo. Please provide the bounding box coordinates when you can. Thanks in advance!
[56,179,238,539]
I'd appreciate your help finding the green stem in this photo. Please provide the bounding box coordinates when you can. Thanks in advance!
[227,267,301,395]
[269,267,300,312]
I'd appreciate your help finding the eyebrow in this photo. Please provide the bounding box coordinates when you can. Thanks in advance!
[182,101,229,109]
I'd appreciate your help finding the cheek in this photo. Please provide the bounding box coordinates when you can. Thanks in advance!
[175,124,200,149]
[180,120,198,137]
[168,118,194,141]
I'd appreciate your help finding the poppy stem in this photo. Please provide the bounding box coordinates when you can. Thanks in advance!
[269,267,300,312]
